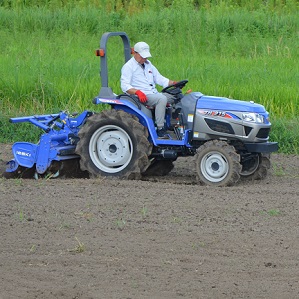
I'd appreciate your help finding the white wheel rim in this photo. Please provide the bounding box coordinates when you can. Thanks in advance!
[200,152,229,183]
[89,125,133,173]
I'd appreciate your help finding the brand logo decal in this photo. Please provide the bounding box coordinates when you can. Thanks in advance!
[197,109,233,118]
[100,99,121,104]
[16,151,31,157]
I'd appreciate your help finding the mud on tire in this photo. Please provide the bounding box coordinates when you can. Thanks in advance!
[240,153,271,181]
[195,140,242,186]
[75,110,152,179]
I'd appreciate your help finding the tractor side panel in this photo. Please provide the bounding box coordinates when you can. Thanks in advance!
[179,92,202,129]
[192,96,246,140]
[192,110,244,140]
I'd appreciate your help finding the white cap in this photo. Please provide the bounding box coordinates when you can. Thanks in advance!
[134,42,152,58]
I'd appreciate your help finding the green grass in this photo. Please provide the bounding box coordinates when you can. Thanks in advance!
[0,2,298,153]
[270,118,299,154]
[68,236,86,253]
[260,209,281,217]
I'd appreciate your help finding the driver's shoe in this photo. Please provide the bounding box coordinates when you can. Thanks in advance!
[157,128,170,139]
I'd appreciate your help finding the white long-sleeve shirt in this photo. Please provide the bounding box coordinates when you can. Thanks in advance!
[120,57,169,95]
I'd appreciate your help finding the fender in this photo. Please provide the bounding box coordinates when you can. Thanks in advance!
[93,97,156,139]
[93,97,191,147]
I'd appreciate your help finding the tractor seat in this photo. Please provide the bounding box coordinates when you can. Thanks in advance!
[117,94,172,111]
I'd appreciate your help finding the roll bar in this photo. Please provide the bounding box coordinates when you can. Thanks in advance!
[96,32,132,98]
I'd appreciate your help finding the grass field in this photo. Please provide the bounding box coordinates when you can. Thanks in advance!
[0,1,298,153]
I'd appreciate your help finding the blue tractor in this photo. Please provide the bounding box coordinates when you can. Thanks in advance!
[5,32,278,186]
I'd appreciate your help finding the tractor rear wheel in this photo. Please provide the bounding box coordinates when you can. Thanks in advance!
[75,110,152,179]
[195,140,242,186]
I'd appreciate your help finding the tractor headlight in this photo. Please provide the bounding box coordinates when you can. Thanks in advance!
[242,113,264,123]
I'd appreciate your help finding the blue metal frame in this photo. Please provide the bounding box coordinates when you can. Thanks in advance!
[93,97,192,147]
[7,111,91,174]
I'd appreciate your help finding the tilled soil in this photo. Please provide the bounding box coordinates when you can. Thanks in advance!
[0,143,299,299]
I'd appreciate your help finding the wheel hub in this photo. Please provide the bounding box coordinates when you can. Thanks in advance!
[109,144,117,153]
[201,153,229,182]
[89,125,133,173]
[211,161,220,171]
[97,131,131,167]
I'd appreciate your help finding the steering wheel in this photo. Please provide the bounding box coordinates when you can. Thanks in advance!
[161,79,189,95]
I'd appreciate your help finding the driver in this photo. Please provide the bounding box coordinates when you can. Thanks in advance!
[120,41,177,138]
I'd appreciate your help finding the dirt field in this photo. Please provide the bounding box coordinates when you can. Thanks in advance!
[0,143,299,299]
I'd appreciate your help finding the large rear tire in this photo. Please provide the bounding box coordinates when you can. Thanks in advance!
[75,110,152,179]
[195,140,242,186]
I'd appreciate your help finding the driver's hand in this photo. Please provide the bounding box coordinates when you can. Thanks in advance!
[135,90,147,103]
[170,80,178,85]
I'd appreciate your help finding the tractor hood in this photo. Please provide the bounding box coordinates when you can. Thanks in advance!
[197,95,266,113]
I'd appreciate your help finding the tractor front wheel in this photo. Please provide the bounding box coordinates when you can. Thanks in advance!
[195,140,242,186]
[75,110,152,179]
[240,153,270,181]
